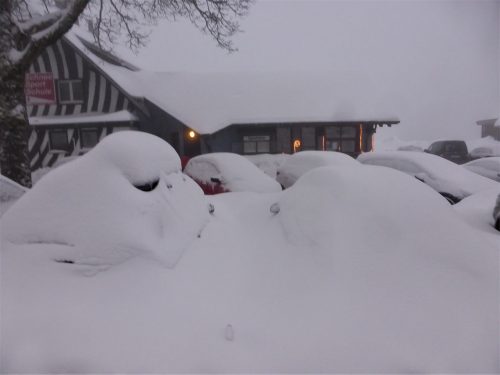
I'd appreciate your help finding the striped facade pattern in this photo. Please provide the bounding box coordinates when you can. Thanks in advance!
[27,38,137,170]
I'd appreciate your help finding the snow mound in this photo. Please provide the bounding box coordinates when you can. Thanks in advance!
[467,136,500,156]
[1,131,207,267]
[0,175,27,217]
[0,175,26,203]
[245,153,290,178]
[454,187,500,233]
[277,150,359,188]
[274,165,498,370]
[358,151,499,200]
[184,152,282,193]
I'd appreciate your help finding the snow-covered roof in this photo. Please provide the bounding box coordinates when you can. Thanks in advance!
[29,110,138,126]
[65,29,399,135]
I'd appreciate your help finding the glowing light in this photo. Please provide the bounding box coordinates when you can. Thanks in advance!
[293,139,301,153]
[359,124,363,153]
[188,130,196,139]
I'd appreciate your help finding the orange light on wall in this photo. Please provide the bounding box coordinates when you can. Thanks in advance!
[293,139,301,153]
[359,124,363,153]
[187,130,197,140]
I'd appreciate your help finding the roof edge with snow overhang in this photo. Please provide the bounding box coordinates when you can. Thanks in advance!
[29,110,139,126]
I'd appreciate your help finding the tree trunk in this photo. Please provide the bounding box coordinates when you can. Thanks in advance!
[0,70,32,188]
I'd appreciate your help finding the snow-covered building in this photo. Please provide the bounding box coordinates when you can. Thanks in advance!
[26,32,399,170]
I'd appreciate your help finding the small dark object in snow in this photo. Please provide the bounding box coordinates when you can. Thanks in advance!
[225,324,234,341]
[270,202,280,215]
[134,179,159,192]
[54,259,75,264]
[166,183,173,189]
[208,203,215,215]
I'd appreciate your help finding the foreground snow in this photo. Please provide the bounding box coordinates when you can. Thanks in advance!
[1,152,498,372]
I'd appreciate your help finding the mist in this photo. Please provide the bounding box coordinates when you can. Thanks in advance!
[117,0,500,141]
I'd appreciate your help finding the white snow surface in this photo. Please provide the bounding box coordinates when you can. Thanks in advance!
[244,153,290,178]
[358,151,499,200]
[463,157,500,182]
[454,187,500,234]
[1,164,498,373]
[277,150,360,188]
[184,152,282,193]
[1,131,208,267]
[0,175,27,216]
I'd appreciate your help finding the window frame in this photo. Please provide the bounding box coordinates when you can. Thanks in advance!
[80,128,100,149]
[58,79,84,104]
[49,129,70,151]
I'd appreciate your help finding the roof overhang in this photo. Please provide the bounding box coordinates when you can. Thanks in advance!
[476,118,499,127]
[29,110,139,126]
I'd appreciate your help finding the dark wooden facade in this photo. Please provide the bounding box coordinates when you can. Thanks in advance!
[201,121,398,157]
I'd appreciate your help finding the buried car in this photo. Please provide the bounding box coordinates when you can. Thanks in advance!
[1,131,209,267]
[276,150,360,188]
[184,153,282,194]
[462,157,500,182]
[357,151,499,204]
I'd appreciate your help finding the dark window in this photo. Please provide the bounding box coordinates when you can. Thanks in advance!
[325,126,357,153]
[243,135,270,154]
[49,130,69,151]
[58,80,84,103]
[80,128,99,148]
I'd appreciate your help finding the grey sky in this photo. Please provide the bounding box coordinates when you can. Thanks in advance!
[116,0,500,141]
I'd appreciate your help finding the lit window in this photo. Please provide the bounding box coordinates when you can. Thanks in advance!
[58,80,84,103]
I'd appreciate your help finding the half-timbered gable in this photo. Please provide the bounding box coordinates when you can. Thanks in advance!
[26,35,146,170]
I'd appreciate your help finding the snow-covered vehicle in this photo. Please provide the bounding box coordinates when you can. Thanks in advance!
[358,151,499,204]
[276,150,360,188]
[469,146,495,159]
[424,140,470,164]
[454,188,500,233]
[183,153,282,194]
[1,131,209,267]
[462,157,500,182]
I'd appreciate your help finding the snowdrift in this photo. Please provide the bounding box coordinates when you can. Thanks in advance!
[1,156,498,373]
[1,131,209,267]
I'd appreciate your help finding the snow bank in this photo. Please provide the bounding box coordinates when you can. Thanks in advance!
[467,136,500,156]
[358,151,499,200]
[1,131,208,267]
[454,187,500,233]
[184,152,282,193]
[277,150,360,188]
[463,156,500,182]
[0,175,27,216]
[1,161,498,373]
[275,166,498,370]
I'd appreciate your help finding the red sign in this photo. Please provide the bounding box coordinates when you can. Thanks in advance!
[25,72,56,104]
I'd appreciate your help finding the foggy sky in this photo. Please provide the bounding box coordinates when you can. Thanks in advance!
[117,0,500,141]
